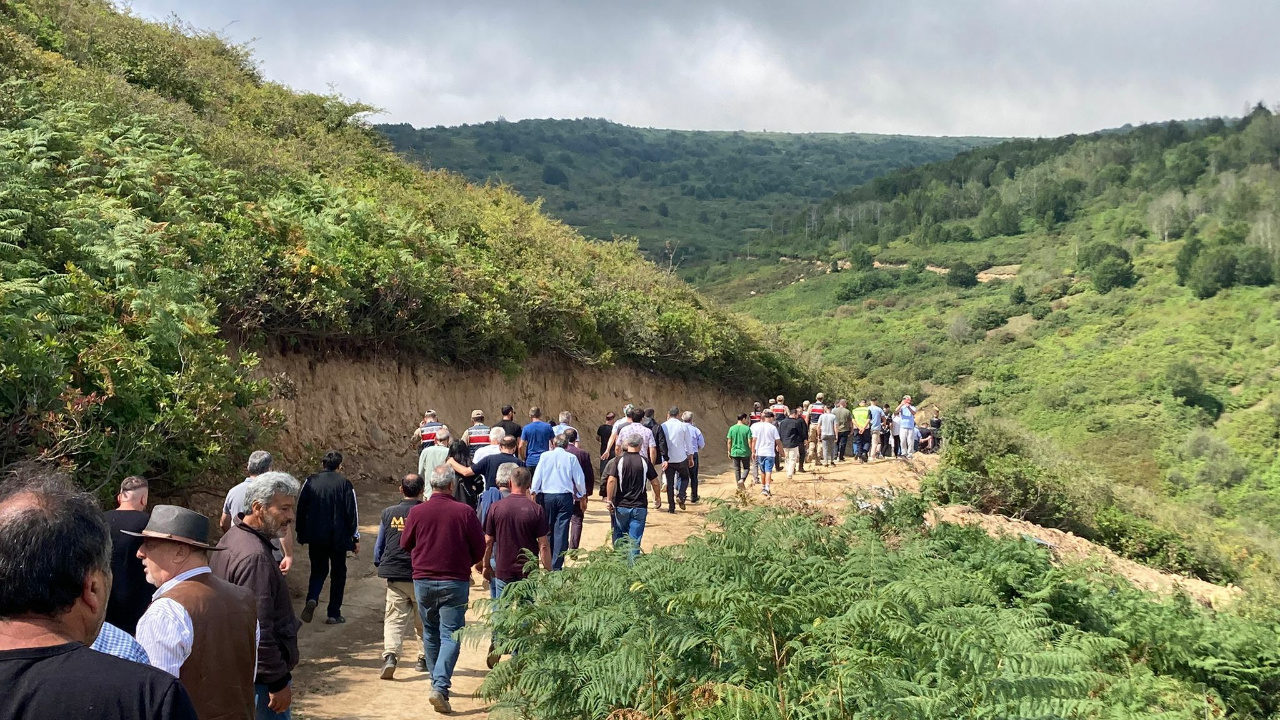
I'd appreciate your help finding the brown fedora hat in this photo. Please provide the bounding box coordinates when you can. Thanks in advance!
[121,505,222,551]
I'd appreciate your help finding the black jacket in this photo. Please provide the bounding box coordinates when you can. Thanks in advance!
[777,418,808,449]
[295,471,359,550]
[375,499,420,582]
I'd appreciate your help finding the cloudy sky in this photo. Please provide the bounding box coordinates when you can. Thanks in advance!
[125,0,1277,138]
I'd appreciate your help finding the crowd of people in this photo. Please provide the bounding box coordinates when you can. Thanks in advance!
[0,393,941,719]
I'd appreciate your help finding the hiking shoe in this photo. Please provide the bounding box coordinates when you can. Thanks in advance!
[301,599,317,623]
[677,498,686,510]
[761,487,772,497]
[380,653,397,680]
[325,615,346,625]
[415,656,427,672]
[486,643,501,669]
[428,689,452,714]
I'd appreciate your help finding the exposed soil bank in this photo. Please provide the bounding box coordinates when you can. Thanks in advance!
[256,352,752,483]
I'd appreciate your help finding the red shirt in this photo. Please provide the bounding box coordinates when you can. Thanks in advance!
[769,404,788,418]
[400,493,485,581]
[749,411,763,425]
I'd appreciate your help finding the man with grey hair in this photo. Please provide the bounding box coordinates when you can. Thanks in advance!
[552,411,577,446]
[105,476,152,634]
[531,434,586,570]
[400,466,485,714]
[471,426,506,465]
[418,427,452,482]
[211,472,302,720]
[220,450,294,574]
[681,411,706,504]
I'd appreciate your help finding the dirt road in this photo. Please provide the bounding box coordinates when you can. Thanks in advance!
[287,454,926,719]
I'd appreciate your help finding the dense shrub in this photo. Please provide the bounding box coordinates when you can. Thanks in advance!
[1188,246,1238,298]
[1091,255,1137,293]
[946,260,978,287]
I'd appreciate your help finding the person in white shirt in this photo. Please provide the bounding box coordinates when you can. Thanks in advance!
[749,411,783,497]
[471,427,505,465]
[681,411,706,503]
[659,407,694,512]
[131,505,260,720]
[551,411,578,446]
[531,435,587,570]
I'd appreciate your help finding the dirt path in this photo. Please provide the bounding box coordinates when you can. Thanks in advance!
[286,455,926,719]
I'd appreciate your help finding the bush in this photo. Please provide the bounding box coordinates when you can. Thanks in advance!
[1187,246,1238,298]
[1078,241,1131,269]
[1235,245,1274,286]
[847,245,874,271]
[1030,302,1052,320]
[1164,360,1203,404]
[969,305,1010,332]
[1091,256,1136,293]
[1174,235,1202,285]
[946,261,979,288]
[541,164,568,185]
[1009,284,1027,306]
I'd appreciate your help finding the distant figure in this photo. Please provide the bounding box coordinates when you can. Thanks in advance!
[868,398,886,460]
[518,407,555,470]
[418,427,452,481]
[457,435,524,492]
[750,411,782,497]
[464,411,492,453]
[400,467,486,715]
[447,439,480,509]
[295,451,360,625]
[471,427,506,465]
[373,474,426,680]
[414,410,443,450]
[599,404,635,461]
[0,466,198,720]
[657,407,693,513]
[551,411,577,444]
[851,400,871,462]
[749,402,764,425]
[818,404,839,467]
[562,428,595,550]
[615,407,657,469]
[211,471,302,720]
[833,399,853,462]
[596,411,616,478]
[221,450,293,575]
[682,411,706,504]
[777,408,807,480]
[531,435,587,569]
[495,405,522,443]
[104,475,153,634]
[897,395,918,459]
[727,414,753,489]
[132,506,258,720]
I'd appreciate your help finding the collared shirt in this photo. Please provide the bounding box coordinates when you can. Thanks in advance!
[689,424,705,454]
[617,422,655,452]
[418,444,450,481]
[90,621,151,665]
[661,417,693,463]
[530,447,587,497]
[471,443,501,464]
[136,567,261,678]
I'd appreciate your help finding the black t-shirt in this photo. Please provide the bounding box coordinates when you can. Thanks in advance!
[483,495,549,582]
[597,424,613,456]
[496,419,522,441]
[104,509,152,634]
[777,418,807,449]
[471,452,524,490]
[0,642,197,720]
[604,454,658,508]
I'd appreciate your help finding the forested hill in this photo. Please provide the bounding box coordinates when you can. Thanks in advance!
[0,0,820,492]
[377,119,999,264]
[704,104,1280,592]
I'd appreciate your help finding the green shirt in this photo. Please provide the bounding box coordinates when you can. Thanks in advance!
[833,406,852,432]
[727,423,752,457]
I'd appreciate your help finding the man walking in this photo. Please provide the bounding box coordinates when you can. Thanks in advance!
[604,435,661,558]
[868,398,885,460]
[419,428,452,480]
[414,410,443,451]
[481,466,550,668]
[463,435,524,491]
[682,411,705,503]
[562,428,595,550]
[596,412,616,478]
[833,400,853,462]
[495,405,522,440]
[658,407,694,512]
[777,408,807,481]
[222,451,293,575]
[295,451,359,625]
[852,400,872,462]
[807,393,826,465]
[400,467,486,714]
[749,411,782,497]
[818,404,839,468]
[373,474,426,680]
[530,435,587,569]
[211,472,303,720]
[0,468,198,720]
[518,407,555,471]
[105,476,153,634]
[727,413,753,489]
[132,506,258,720]
[464,411,492,454]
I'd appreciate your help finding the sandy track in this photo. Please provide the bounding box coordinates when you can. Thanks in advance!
[286,455,925,719]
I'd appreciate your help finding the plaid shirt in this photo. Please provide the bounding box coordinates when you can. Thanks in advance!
[90,621,151,665]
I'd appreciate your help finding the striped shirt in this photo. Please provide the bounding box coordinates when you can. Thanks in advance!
[465,424,492,449]
[90,621,151,664]
[749,411,763,425]
[135,566,260,677]
[808,403,826,424]
[769,403,789,418]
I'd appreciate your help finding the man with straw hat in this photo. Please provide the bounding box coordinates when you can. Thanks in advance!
[130,505,258,720]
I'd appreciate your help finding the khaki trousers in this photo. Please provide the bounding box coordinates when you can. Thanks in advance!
[784,447,801,479]
[384,580,424,659]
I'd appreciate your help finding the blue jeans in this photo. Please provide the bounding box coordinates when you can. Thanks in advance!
[611,505,648,559]
[413,579,470,698]
[538,492,574,570]
[255,684,291,720]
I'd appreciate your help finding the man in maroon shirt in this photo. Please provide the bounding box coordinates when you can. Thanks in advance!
[480,466,549,669]
[400,467,484,715]
[562,428,595,550]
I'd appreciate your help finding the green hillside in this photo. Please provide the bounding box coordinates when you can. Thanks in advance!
[0,0,818,491]
[705,108,1280,586]
[378,119,999,264]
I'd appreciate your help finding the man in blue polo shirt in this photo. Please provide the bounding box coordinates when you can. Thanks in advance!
[518,407,555,470]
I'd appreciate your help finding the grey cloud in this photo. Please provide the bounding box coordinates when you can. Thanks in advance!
[124,0,1280,136]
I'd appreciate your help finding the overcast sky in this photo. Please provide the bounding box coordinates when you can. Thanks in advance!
[125,0,1278,137]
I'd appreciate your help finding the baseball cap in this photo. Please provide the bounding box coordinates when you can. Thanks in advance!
[471,410,484,419]
[606,411,616,420]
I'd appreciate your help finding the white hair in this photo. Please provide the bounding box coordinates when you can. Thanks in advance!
[681,411,694,423]
[495,462,517,488]
[489,426,505,443]
[430,465,457,490]
[435,427,452,444]
[244,471,299,511]
[558,410,572,424]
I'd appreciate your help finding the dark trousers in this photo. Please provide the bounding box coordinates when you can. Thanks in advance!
[689,453,700,502]
[836,431,851,460]
[307,543,347,619]
[732,456,751,484]
[537,492,574,570]
[798,444,807,471]
[664,459,690,510]
[569,499,585,549]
